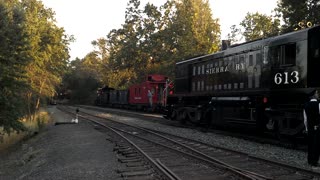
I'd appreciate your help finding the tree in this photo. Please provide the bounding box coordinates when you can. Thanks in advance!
[0,0,30,133]
[0,0,71,133]
[240,12,280,41]
[168,0,220,61]
[101,0,165,88]
[90,0,221,90]
[276,0,320,32]
[226,25,242,45]
[21,0,71,117]
[62,58,100,104]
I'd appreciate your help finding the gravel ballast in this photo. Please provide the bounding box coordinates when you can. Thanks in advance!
[0,105,315,180]
[82,106,313,171]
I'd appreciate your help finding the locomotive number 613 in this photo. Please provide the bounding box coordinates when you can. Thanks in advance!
[274,71,299,85]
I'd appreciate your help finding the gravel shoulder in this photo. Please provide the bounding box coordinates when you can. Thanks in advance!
[0,106,121,180]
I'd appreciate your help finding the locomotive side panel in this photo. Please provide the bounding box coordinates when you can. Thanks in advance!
[175,63,191,93]
[269,38,308,90]
[166,26,320,136]
[186,45,265,95]
[169,44,267,127]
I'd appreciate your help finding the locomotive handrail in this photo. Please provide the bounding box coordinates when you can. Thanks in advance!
[162,80,174,106]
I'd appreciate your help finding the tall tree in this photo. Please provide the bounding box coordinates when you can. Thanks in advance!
[0,0,71,132]
[169,0,220,61]
[0,0,30,132]
[240,12,280,41]
[103,0,163,88]
[91,0,220,89]
[62,58,100,104]
[276,0,320,32]
[21,0,71,116]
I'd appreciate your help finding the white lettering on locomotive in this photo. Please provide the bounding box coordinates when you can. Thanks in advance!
[274,71,300,85]
[205,62,244,75]
[235,63,245,71]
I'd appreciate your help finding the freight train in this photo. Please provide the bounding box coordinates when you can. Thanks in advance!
[164,25,320,137]
[95,74,170,111]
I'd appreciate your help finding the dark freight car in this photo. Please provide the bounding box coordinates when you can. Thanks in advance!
[166,25,320,137]
[109,90,128,107]
[95,86,114,106]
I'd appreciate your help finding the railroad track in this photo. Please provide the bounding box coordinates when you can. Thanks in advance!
[79,105,307,151]
[58,106,320,180]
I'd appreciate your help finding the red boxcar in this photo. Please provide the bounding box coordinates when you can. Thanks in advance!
[129,74,168,110]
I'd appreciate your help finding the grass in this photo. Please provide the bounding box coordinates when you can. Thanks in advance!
[0,110,52,152]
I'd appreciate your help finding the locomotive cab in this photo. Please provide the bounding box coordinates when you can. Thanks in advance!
[308,26,320,87]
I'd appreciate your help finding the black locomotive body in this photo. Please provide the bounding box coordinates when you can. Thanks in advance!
[166,26,320,136]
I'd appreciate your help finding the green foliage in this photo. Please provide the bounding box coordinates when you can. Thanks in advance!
[226,25,243,44]
[275,0,320,32]
[169,0,220,60]
[62,0,221,99]
[21,0,71,113]
[83,0,221,90]
[240,12,280,41]
[0,0,30,133]
[62,58,101,104]
[0,0,71,133]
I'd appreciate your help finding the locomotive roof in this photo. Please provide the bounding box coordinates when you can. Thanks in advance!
[176,25,320,65]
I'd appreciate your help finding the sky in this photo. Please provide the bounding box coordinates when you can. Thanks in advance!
[41,0,278,60]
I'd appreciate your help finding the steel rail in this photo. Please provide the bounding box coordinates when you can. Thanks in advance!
[59,106,180,180]
[62,105,320,179]
[104,121,268,180]
[61,106,268,180]
[75,108,271,180]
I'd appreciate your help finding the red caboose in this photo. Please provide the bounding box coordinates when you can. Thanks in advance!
[129,74,168,110]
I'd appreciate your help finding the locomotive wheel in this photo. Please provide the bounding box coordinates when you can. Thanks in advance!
[170,109,178,120]
[188,111,201,124]
[179,110,188,124]
[266,117,275,130]
[266,117,281,139]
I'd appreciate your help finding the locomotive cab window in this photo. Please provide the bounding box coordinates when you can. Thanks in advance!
[310,32,320,59]
[249,55,253,66]
[193,66,196,76]
[270,43,296,67]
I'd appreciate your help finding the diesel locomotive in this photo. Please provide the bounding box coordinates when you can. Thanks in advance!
[165,25,320,137]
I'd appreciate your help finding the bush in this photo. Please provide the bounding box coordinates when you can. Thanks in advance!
[0,110,51,151]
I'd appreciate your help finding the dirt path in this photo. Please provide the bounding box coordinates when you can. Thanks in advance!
[0,106,121,180]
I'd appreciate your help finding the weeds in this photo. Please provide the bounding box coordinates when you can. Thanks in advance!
[0,110,51,151]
